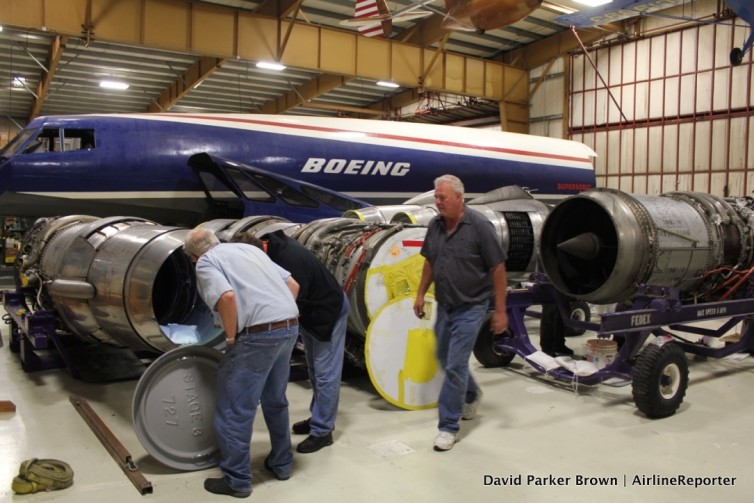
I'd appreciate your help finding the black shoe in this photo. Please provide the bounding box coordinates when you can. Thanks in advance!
[292,418,311,435]
[555,345,574,356]
[543,345,574,357]
[296,433,333,454]
[263,456,291,481]
[204,478,251,498]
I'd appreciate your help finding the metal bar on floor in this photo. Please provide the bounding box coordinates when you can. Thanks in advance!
[69,395,153,495]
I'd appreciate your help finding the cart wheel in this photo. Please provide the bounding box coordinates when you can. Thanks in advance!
[473,319,515,368]
[565,300,590,337]
[730,48,743,66]
[632,342,688,418]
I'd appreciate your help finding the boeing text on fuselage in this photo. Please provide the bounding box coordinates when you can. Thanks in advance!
[301,158,410,176]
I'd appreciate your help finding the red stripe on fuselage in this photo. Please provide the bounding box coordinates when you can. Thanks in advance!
[154,113,591,165]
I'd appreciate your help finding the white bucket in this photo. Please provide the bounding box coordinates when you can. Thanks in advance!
[585,339,618,369]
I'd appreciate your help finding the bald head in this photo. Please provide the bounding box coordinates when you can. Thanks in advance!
[184,227,220,258]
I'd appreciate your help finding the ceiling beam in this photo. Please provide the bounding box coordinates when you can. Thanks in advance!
[498,26,616,70]
[300,102,387,116]
[146,56,226,113]
[258,73,354,114]
[28,35,67,121]
[0,0,528,104]
[399,15,447,47]
[254,0,301,18]
[360,87,424,118]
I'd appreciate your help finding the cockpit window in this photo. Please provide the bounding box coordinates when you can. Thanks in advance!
[24,128,62,153]
[17,127,95,154]
[0,129,36,158]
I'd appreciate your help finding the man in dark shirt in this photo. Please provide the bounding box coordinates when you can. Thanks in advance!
[236,229,349,454]
[413,174,508,452]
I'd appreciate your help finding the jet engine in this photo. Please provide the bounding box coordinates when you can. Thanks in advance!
[16,215,222,352]
[344,185,551,283]
[12,183,550,359]
[540,188,754,304]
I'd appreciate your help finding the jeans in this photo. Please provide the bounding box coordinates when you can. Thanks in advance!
[435,302,487,434]
[302,294,349,436]
[213,326,297,492]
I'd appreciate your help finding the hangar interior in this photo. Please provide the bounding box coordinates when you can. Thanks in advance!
[1,0,754,502]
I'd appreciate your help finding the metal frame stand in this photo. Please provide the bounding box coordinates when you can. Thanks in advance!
[485,274,754,417]
[3,289,154,381]
[3,290,79,378]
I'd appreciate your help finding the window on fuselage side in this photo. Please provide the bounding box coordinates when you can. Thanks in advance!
[301,185,363,212]
[225,167,277,204]
[62,128,96,150]
[233,169,318,208]
[197,171,241,204]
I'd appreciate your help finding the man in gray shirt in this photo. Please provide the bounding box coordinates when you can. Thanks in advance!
[413,174,508,452]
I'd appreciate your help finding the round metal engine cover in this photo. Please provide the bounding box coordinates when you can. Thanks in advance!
[365,294,442,410]
[132,345,222,471]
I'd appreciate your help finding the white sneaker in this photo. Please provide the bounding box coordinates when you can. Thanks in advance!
[433,431,457,451]
[462,389,483,420]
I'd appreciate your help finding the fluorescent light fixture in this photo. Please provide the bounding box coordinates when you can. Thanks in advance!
[573,0,612,7]
[100,80,129,90]
[541,1,577,14]
[11,76,25,87]
[256,61,286,71]
[377,80,399,88]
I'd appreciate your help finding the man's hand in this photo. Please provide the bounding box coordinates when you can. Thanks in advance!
[490,309,508,335]
[413,296,426,319]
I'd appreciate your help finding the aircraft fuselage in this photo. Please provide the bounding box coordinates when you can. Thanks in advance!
[0,113,596,224]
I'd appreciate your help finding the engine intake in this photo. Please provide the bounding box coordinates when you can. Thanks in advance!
[540,188,754,304]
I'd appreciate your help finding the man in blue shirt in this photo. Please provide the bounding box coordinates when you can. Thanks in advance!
[413,175,509,452]
[184,227,300,498]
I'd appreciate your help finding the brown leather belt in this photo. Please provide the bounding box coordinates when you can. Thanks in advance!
[244,318,298,333]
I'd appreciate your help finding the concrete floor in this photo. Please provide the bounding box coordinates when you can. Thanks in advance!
[2,314,754,503]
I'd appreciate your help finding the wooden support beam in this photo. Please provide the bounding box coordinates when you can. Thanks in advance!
[146,57,225,113]
[28,36,66,121]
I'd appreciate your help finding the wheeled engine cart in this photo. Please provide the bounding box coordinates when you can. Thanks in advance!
[473,275,754,418]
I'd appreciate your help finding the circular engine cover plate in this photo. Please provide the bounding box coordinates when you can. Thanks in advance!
[132,345,222,471]
[365,294,443,410]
